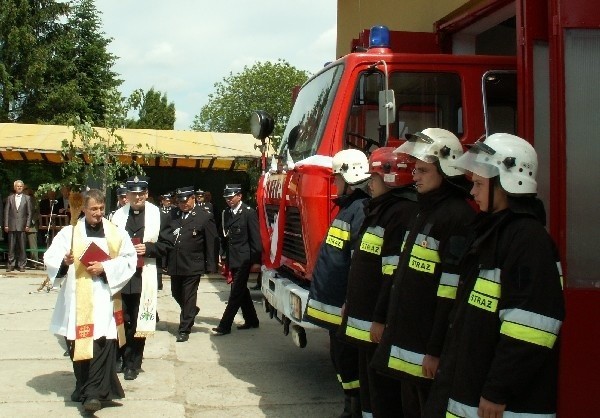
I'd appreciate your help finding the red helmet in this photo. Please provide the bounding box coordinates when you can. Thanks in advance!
[368,147,414,188]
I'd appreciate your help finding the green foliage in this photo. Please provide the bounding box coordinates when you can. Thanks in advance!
[192,59,309,150]
[36,118,165,197]
[0,0,120,125]
[126,88,176,130]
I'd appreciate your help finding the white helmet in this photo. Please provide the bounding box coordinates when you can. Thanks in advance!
[453,133,537,194]
[332,149,370,185]
[394,128,464,177]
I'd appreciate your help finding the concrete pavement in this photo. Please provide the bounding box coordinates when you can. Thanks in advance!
[0,271,342,417]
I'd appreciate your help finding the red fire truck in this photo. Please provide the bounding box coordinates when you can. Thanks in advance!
[251,25,515,346]
[252,2,600,412]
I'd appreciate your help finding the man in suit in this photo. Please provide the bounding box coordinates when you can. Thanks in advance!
[166,186,219,342]
[212,184,261,336]
[111,176,173,380]
[4,180,32,272]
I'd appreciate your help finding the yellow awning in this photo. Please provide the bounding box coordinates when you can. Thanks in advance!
[0,123,265,170]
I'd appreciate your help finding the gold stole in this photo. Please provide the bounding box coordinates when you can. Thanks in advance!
[73,221,124,361]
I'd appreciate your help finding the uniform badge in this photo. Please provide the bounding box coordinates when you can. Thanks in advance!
[134,175,139,183]
[421,240,428,248]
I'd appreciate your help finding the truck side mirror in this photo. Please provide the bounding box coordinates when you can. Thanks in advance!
[250,110,274,140]
[379,89,396,126]
[288,125,303,151]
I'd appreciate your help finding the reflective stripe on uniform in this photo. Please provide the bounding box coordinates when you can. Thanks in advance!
[408,233,440,274]
[437,272,459,299]
[500,308,562,348]
[447,398,556,418]
[337,374,360,390]
[326,219,351,249]
[388,345,429,379]
[305,299,342,325]
[362,412,374,418]
[468,269,501,313]
[345,316,372,342]
[556,261,564,290]
[382,255,400,275]
[360,226,384,255]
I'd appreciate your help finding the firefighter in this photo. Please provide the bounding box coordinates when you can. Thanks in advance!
[370,128,475,418]
[303,149,371,418]
[423,133,565,418]
[338,147,418,417]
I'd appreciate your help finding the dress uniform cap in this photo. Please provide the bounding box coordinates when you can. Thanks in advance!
[195,189,205,196]
[175,186,195,202]
[126,175,149,192]
[223,184,242,198]
[116,184,127,196]
[161,192,172,199]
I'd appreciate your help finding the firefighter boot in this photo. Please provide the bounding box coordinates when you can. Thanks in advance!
[339,393,353,418]
[339,393,361,418]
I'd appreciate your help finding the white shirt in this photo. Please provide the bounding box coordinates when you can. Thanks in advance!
[231,201,242,215]
[15,193,22,207]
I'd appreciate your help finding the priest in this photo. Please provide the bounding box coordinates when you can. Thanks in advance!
[44,188,137,413]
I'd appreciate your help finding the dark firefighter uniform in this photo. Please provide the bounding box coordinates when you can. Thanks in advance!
[339,187,417,418]
[217,198,261,332]
[371,181,475,412]
[303,188,369,402]
[423,205,565,417]
[167,187,219,339]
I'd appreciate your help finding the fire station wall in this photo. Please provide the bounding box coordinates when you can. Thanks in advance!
[336,0,468,56]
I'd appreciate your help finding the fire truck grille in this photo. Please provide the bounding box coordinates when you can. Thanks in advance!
[265,205,278,225]
[282,206,306,264]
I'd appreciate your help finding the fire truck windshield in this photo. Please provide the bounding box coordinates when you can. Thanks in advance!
[279,64,344,163]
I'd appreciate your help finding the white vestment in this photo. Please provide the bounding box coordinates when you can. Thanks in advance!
[45,220,137,340]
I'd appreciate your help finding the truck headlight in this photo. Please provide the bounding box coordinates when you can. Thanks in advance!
[290,293,302,321]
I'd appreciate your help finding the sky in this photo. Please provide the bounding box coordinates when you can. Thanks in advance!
[95,1,338,130]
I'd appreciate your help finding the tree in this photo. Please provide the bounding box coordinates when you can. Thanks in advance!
[126,88,176,130]
[192,60,309,150]
[36,118,165,199]
[0,0,70,122]
[0,0,121,125]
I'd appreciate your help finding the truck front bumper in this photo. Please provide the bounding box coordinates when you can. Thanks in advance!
[260,267,320,344]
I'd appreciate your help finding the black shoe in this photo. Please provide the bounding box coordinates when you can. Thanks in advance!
[211,327,231,336]
[250,284,261,290]
[70,389,80,402]
[176,332,189,342]
[6,267,13,272]
[83,398,102,412]
[237,322,259,330]
[18,268,25,272]
[124,368,138,380]
[194,306,200,316]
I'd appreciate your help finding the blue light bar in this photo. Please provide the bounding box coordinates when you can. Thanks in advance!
[369,25,390,49]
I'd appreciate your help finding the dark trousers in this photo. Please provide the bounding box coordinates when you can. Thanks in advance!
[120,293,146,370]
[7,231,27,269]
[68,337,124,402]
[359,346,404,417]
[170,275,201,334]
[329,330,361,395]
[400,380,431,418]
[218,263,259,331]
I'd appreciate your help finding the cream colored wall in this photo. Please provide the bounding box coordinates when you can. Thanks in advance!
[336,0,468,57]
